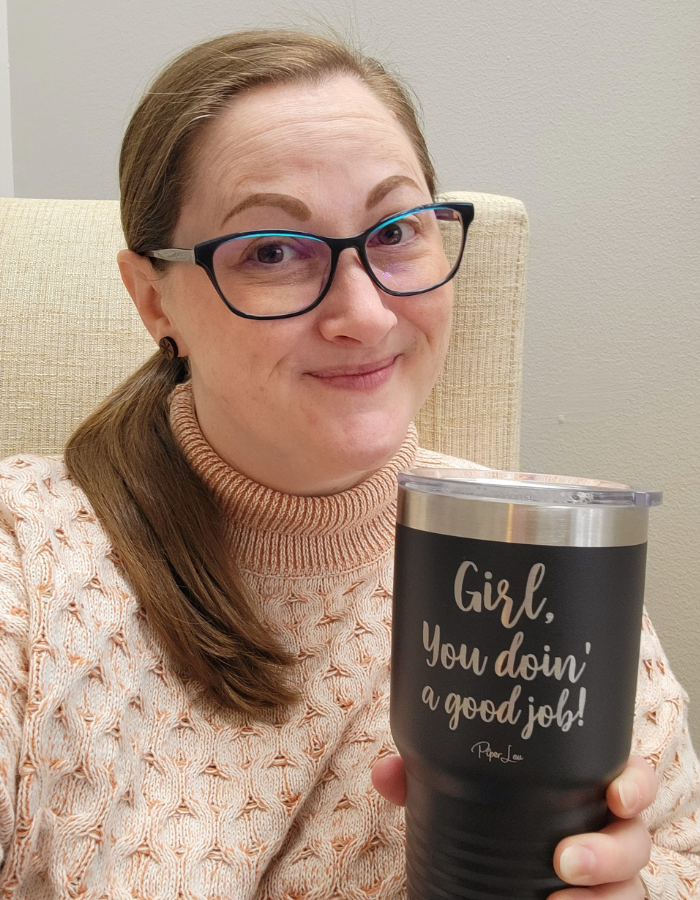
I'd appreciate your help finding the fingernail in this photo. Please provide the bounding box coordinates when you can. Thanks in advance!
[559,846,595,882]
[618,774,641,813]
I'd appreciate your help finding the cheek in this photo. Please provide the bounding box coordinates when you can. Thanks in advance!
[403,286,453,356]
[162,267,226,343]
[162,267,259,370]
[171,284,306,394]
[197,327,288,396]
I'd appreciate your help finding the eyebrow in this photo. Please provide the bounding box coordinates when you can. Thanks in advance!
[221,175,424,230]
[221,193,312,228]
[365,175,423,210]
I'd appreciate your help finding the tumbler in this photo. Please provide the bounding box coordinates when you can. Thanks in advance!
[391,469,662,900]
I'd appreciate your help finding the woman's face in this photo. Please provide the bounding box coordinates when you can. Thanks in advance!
[137,76,452,494]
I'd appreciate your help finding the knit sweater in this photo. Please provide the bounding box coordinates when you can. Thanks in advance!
[0,384,698,900]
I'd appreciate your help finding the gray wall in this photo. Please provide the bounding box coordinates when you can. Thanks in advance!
[7,1,700,745]
[0,0,12,196]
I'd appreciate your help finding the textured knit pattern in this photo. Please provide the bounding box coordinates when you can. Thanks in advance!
[0,388,697,899]
[0,193,526,470]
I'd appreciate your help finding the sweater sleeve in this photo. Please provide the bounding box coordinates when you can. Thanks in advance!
[634,611,700,899]
[0,509,29,870]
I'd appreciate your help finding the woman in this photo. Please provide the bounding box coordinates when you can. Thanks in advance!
[0,29,697,900]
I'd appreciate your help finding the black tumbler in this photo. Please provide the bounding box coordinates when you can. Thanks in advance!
[391,469,661,899]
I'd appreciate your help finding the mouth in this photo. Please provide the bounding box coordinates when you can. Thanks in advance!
[306,355,399,390]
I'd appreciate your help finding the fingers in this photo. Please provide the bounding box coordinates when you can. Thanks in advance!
[372,753,655,896]
[547,875,647,899]
[370,755,407,806]
[607,755,658,819]
[554,818,651,887]
[548,757,656,898]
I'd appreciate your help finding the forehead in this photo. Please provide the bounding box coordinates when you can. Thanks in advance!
[186,76,427,207]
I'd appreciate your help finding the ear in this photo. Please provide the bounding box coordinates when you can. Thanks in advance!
[117,250,191,356]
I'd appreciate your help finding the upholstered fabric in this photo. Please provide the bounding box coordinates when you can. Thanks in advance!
[0,192,527,467]
[0,198,153,458]
[415,192,527,468]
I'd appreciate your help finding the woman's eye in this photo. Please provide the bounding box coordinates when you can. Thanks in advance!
[371,218,419,247]
[254,242,296,264]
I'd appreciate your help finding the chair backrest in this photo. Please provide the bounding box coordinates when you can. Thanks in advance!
[0,192,527,469]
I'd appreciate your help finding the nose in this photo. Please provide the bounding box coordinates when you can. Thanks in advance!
[315,248,397,346]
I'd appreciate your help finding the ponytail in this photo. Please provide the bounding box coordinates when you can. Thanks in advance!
[65,353,297,711]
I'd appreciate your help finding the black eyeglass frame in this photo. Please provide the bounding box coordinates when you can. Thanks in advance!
[144,201,475,321]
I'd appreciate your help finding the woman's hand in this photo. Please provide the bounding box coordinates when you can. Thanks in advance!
[371,754,658,899]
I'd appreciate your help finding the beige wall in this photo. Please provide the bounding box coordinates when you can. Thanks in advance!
[7,1,700,745]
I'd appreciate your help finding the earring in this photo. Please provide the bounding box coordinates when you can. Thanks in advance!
[159,336,179,360]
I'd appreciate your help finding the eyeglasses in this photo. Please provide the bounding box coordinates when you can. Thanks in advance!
[144,201,474,320]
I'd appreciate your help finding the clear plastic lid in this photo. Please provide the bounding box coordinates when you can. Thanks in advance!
[398,468,662,508]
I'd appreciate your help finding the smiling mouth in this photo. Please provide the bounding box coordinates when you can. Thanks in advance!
[307,356,398,378]
[306,356,399,390]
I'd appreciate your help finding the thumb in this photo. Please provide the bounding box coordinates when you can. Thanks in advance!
[371,755,407,806]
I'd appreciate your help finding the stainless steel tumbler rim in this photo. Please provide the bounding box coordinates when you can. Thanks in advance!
[397,488,650,547]
[397,469,661,548]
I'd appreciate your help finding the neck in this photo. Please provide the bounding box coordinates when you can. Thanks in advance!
[168,382,419,577]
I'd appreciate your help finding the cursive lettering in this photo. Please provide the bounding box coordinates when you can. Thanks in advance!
[453,562,548,629]
[445,684,522,730]
[495,631,587,683]
[471,741,523,764]
[423,621,488,674]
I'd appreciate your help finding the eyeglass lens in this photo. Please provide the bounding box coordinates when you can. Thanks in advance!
[211,206,464,317]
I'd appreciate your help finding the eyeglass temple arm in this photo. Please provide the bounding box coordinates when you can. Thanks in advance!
[144,249,196,263]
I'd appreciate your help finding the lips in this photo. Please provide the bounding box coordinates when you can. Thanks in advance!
[306,355,399,391]
[307,356,398,378]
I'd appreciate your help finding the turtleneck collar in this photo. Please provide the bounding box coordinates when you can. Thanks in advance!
[168,382,418,578]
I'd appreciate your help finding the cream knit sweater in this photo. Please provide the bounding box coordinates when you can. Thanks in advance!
[0,384,698,900]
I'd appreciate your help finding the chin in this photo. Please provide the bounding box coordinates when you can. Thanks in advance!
[320,412,413,476]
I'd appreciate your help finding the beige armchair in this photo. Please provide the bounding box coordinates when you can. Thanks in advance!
[0,192,527,467]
